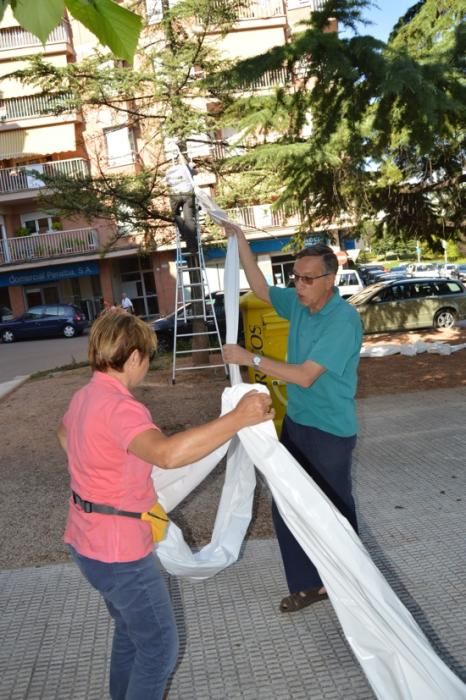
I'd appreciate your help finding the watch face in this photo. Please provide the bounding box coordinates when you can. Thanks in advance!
[253,355,261,367]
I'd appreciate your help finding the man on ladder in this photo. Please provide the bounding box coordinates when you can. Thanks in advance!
[166,161,228,383]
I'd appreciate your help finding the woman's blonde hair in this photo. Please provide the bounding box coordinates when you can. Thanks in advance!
[88,309,157,372]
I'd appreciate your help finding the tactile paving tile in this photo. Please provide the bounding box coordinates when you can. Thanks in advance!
[0,388,465,699]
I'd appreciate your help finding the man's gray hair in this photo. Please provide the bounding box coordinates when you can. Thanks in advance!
[295,244,338,275]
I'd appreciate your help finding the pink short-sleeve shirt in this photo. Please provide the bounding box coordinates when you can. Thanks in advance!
[63,371,159,562]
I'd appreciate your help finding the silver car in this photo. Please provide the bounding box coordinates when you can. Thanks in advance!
[349,278,466,332]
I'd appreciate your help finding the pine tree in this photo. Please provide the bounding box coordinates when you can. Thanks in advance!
[210,0,465,252]
[12,0,240,359]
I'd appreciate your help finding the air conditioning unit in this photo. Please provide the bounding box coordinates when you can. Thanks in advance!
[253,204,273,228]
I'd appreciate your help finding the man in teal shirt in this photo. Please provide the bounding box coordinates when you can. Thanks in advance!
[224,227,362,612]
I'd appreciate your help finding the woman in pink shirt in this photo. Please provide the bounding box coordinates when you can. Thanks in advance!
[58,311,273,700]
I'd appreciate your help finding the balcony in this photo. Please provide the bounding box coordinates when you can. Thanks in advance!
[233,0,285,19]
[290,0,327,10]
[0,93,73,122]
[0,158,89,195]
[239,66,291,92]
[226,203,301,229]
[209,140,247,160]
[0,22,72,51]
[0,228,99,266]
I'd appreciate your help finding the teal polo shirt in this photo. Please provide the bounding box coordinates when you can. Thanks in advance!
[269,286,363,437]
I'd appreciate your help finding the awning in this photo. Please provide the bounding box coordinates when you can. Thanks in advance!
[0,123,76,159]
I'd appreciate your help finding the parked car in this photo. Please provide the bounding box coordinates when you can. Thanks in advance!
[0,305,13,322]
[335,269,364,298]
[349,277,466,333]
[406,262,441,278]
[152,291,247,352]
[376,270,410,282]
[456,264,466,282]
[440,263,460,279]
[0,304,88,343]
[358,263,387,284]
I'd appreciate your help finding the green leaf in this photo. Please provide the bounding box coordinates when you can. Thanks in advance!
[65,0,142,62]
[12,0,65,43]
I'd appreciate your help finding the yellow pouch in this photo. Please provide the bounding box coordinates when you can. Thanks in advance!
[141,502,170,542]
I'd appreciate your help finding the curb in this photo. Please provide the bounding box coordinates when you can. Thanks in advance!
[0,375,30,402]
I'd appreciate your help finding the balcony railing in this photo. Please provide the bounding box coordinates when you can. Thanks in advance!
[0,228,98,265]
[226,203,302,229]
[233,0,285,20]
[241,66,291,91]
[0,22,71,50]
[0,93,73,121]
[0,158,89,195]
[209,140,247,160]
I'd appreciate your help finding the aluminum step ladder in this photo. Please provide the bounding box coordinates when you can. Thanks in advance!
[171,220,228,384]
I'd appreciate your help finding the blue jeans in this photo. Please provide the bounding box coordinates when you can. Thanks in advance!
[69,547,179,700]
[272,416,358,593]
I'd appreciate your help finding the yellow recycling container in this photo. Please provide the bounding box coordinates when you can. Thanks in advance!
[239,292,289,434]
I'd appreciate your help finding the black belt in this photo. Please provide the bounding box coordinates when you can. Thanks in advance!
[72,491,141,519]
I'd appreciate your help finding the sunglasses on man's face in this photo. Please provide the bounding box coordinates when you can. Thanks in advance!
[289,272,331,286]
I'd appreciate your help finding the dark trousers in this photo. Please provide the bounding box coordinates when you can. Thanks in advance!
[272,416,358,593]
[69,547,178,700]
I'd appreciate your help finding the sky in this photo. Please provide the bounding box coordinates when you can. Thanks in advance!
[342,0,418,42]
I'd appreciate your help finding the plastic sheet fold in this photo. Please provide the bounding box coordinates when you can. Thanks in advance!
[361,340,466,357]
[152,184,466,699]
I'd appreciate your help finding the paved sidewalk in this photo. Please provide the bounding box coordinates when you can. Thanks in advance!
[0,375,29,401]
[1,388,466,699]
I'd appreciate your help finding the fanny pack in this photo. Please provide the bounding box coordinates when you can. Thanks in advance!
[72,491,169,543]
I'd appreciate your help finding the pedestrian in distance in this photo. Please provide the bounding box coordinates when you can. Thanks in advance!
[223,224,363,613]
[121,291,135,314]
[57,309,274,700]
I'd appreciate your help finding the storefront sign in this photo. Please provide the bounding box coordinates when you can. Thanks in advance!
[0,261,100,288]
[205,236,292,260]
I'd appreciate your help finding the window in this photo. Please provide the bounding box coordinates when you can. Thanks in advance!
[414,282,434,298]
[431,281,463,295]
[119,256,158,317]
[43,305,60,317]
[340,272,358,286]
[21,212,60,234]
[104,126,136,167]
[272,254,294,287]
[23,307,45,319]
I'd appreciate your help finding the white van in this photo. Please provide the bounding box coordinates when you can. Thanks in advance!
[336,269,364,299]
[406,262,441,278]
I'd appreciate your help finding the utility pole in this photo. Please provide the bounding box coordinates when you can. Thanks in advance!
[441,239,448,264]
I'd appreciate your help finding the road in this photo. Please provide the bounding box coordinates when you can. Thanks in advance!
[0,333,89,382]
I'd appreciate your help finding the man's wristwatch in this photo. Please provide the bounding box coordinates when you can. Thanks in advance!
[252,354,262,368]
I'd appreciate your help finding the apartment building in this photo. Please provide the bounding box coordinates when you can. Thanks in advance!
[0,1,330,321]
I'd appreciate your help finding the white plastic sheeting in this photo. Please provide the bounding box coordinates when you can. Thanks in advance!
[152,178,466,699]
[154,233,254,577]
[361,341,466,357]
[155,383,466,698]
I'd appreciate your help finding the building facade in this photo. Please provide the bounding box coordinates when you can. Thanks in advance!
[0,1,337,321]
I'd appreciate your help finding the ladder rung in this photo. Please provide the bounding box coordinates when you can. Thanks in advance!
[172,229,227,380]
[175,345,222,355]
[192,315,215,320]
[175,363,226,371]
[177,331,217,337]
